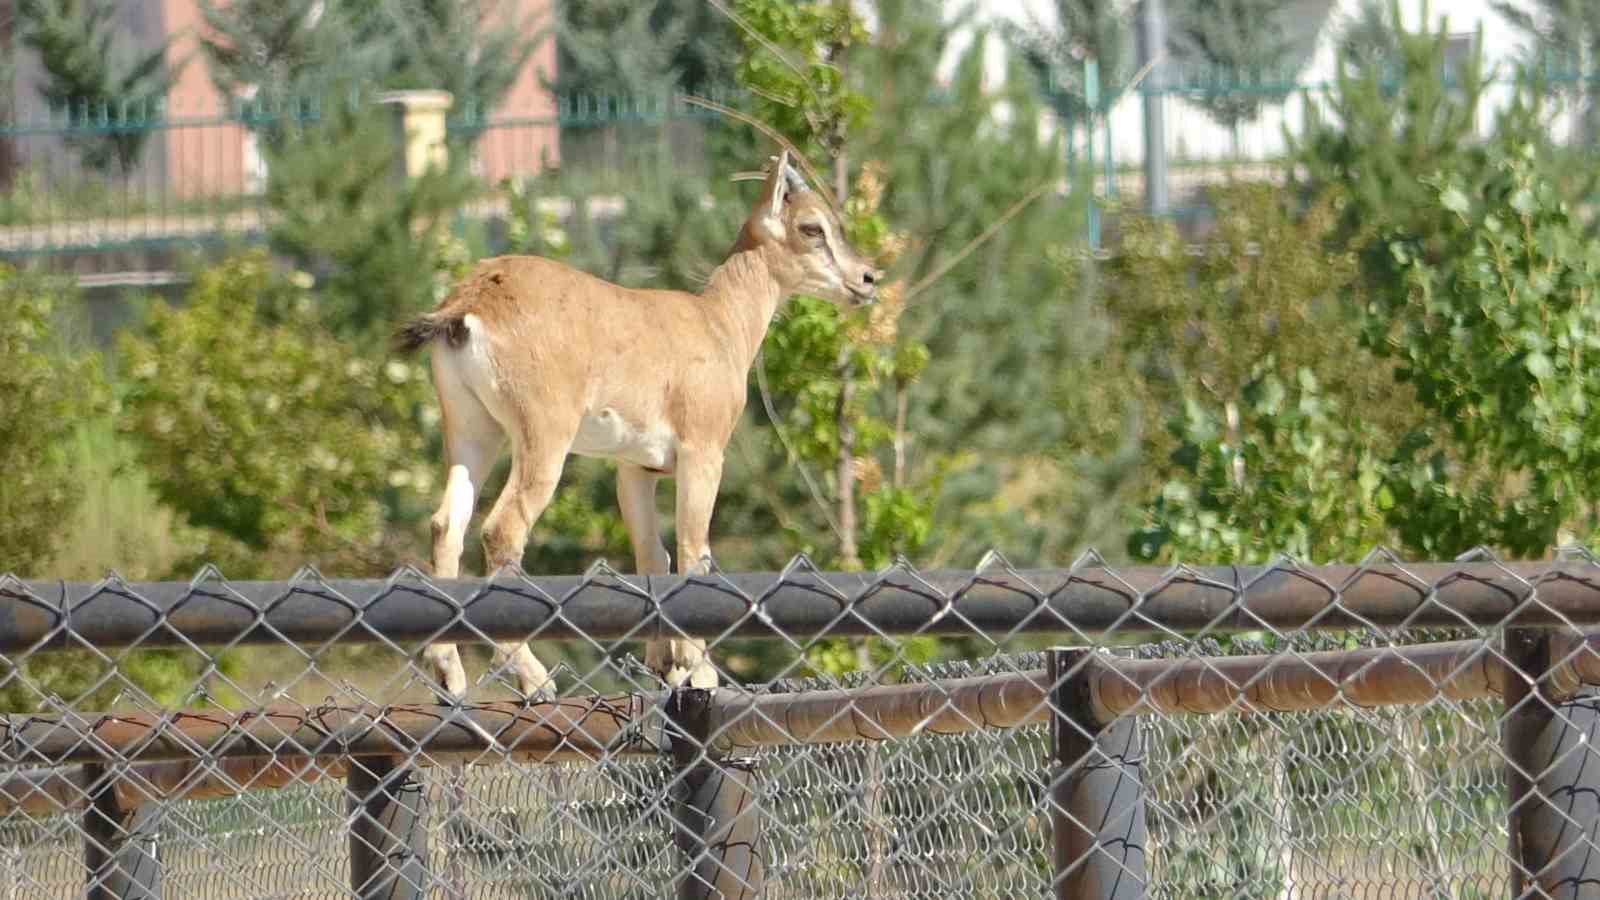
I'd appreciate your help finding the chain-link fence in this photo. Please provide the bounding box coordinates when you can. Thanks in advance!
[2,551,1599,898]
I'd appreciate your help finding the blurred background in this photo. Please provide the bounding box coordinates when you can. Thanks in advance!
[4,0,1600,701]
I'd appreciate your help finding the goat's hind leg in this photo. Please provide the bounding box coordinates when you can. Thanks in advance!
[479,431,571,701]
[423,357,502,700]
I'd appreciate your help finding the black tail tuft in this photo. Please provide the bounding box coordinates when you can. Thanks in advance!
[393,313,466,355]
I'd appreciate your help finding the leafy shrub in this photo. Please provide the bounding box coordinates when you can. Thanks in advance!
[0,264,103,576]
[118,251,436,577]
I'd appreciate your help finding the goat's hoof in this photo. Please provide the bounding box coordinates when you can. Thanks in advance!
[515,683,556,706]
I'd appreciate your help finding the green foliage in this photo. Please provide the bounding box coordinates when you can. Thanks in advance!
[733,0,870,159]
[1085,185,1404,564]
[381,0,544,114]
[201,0,537,141]
[0,265,103,576]
[17,0,180,173]
[1290,0,1494,290]
[1004,0,1131,120]
[117,251,436,578]
[0,268,218,715]
[1377,143,1600,555]
[264,93,481,338]
[1130,367,1394,564]
[551,0,737,95]
[197,0,377,112]
[1491,0,1600,143]
[1133,102,1600,562]
[1169,0,1309,134]
[1337,0,1401,76]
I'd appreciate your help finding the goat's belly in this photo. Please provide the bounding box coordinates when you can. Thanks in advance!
[570,408,675,471]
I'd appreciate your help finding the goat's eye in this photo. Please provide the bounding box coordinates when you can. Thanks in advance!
[798,222,824,238]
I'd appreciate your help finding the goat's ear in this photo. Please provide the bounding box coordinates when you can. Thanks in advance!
[752,151,791,240]
[766,150,793,220]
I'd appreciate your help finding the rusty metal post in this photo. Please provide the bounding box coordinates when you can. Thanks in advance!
[668,688,764,900]
[1502,629,1600,898]
[1049,648,1147,900]
[83,764,160,899]
[347,755,429,900]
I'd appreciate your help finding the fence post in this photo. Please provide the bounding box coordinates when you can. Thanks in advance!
[347,755,429,900]
[83,765,160,900]
[1048,647,1147,900]
[667,688,764,900]
[377,90,454,182]
[1502,628,1600,897]
[1136,0,1169,215]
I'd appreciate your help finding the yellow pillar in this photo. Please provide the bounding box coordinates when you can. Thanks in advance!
[377,90,454,180]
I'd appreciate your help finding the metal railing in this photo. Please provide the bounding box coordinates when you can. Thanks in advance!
[1,552,1599,897]
[0,89,740,259]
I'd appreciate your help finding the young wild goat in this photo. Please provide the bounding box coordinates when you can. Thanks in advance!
[395,151,882,699]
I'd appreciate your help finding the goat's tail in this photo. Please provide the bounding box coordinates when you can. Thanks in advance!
[393,312,468,355]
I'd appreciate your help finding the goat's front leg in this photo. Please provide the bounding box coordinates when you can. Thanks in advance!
[644,448,721,688]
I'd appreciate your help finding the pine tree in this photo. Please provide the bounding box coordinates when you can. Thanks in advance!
[1167,0,1311,141]
[550,0,739,97]
[1491,0,1600,144]
[1290,0,1494,296]
[1338,0,1401,77]
[264,92,478,338]
[197,0,380,112]
[1004,0,1132,121]
[553,0,682,96]
[863,15,1104,561]
[382,0,544,119]
[17,0,180,173]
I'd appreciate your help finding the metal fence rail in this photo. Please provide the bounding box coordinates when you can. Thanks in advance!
[1,554,1598,897]
[0,90,733,259]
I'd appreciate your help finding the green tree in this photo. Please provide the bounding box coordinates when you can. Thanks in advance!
[117,251,436,578]
[1337,0,1401,77]
[264,91,480,338]
[1004,0,1132,122]
[551,0,739,95]
[0,266,214,715]
[1376,142,1600,556]
[1291,1,1494,301]
[0,3,17,189]
[197,0,377,113]
[1492,0,1600,144]
[1079,185,1405,565]
[1168,0,1311,143]
[861,8,1091,563]
[381,0,544,119]
[17,0,180,173]
[0,264,102,576]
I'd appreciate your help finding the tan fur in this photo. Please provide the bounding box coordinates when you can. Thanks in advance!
[403,153,880,699]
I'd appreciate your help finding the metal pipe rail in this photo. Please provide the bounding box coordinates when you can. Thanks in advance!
[7,560,1600,651]
[0,695,662,769]
[704,629,1600,749]
[5,630,1596,783]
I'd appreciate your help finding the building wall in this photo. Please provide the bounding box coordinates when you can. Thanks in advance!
[472,0,561,183]
[160,0,250,197]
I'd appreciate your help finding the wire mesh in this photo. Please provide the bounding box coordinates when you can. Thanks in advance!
[0,556,1597,898]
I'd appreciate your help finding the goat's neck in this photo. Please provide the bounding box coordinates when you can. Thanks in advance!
[700,246,789,370]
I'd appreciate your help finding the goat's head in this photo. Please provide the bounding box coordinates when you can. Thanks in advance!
[743,150,882,309]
